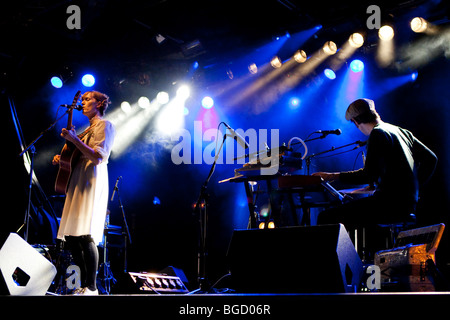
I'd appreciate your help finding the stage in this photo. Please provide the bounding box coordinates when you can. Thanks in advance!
[2,3,450,318]
[3,292,450,318]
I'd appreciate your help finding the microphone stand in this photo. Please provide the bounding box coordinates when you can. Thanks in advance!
[305,140,366,175]
[17,107,72,242]
[190,134,227,294]
[111,182,132,273]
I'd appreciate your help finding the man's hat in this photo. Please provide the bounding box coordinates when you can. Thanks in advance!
[345,98,376,121]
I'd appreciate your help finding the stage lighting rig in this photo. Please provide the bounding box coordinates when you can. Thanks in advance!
[293,50,307,63]
[378,25,394,40]
[201,96,214,109]
[248,63,258,74]
[138,96,150,109]
[324,68,336,80]
[410,17,439,34]
[349,33,364,48]
[81,74,95,87]
[350,59,364,73]
[270,56,282,68]
[156,91,169,105]
[50,76,63,88]
[322,41,337,55]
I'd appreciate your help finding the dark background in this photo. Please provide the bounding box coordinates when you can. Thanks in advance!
[1,0,449,289]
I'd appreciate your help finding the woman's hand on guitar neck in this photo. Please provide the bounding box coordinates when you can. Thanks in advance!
[61,127,79,144]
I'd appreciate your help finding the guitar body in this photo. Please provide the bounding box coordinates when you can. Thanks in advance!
[54,90,82,194]
[55,142,80,194]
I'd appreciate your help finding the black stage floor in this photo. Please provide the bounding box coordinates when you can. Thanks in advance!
[2,292,450,318]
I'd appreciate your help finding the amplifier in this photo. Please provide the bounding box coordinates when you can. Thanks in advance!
[375,223,445,291]
[128,272,188,294]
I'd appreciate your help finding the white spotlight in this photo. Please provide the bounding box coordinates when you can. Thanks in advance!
[138,96,151,109]
[120,101,132,114]
[156,100,185,135]
[379,25,394,40]
[176,85,190,100]
[156,91,170,104]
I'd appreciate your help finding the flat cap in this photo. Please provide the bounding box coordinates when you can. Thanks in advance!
[345,98,376,121]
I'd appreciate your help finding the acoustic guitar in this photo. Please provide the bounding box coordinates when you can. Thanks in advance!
[54,90,82,194]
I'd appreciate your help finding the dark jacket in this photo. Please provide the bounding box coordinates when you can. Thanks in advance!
[339,122,437,209]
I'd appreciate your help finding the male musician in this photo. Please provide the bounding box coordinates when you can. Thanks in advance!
[52,91,115,295]
[313,98,437,228]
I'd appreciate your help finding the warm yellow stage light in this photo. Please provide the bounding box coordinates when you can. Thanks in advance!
[322,41,337,55]
[293,50,307,63]
[349,33,364,48]
[248,63,258,74]
[270,56,282,68]
[379,25,394,40]
[411,17,428,33]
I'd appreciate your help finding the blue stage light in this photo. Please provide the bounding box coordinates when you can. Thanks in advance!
[51,76,63,88]
[350,59,364,73]
[201,96,214,109]
[289,97,300,109]
[81,74,95,87]
[324,68,336,80]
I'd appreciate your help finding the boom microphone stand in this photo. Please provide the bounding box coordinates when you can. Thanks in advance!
[17,107,73,242]
[190,134,227,294]
[304,140,367,174]
[110,177,132,273]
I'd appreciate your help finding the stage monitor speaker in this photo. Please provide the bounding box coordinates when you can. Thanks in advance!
[0,233,57,295]
[227,224,363,293]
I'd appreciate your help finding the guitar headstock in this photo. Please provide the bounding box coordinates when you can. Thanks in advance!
[71,90,82,108]
[66,90,82,129]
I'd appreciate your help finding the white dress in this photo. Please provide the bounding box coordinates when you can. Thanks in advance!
[57,119,115,245]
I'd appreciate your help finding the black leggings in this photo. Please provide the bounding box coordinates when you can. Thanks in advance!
[65,235,99,291]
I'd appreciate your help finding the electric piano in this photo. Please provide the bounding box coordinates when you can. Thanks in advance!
[220,167,345,228]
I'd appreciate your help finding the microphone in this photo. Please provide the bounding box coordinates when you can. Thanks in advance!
[60,104,83,111]
[356,140,367,147]
[317,129,342,136]
[110,176,122,201]
[223,122,249,149]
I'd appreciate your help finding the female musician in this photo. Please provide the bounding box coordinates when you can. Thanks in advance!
[52,91,115,295]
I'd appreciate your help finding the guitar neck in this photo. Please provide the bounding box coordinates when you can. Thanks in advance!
[66,108,73,130]
[66,90,81,130]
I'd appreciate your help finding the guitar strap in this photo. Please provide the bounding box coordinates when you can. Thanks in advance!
[77,126,93,141]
